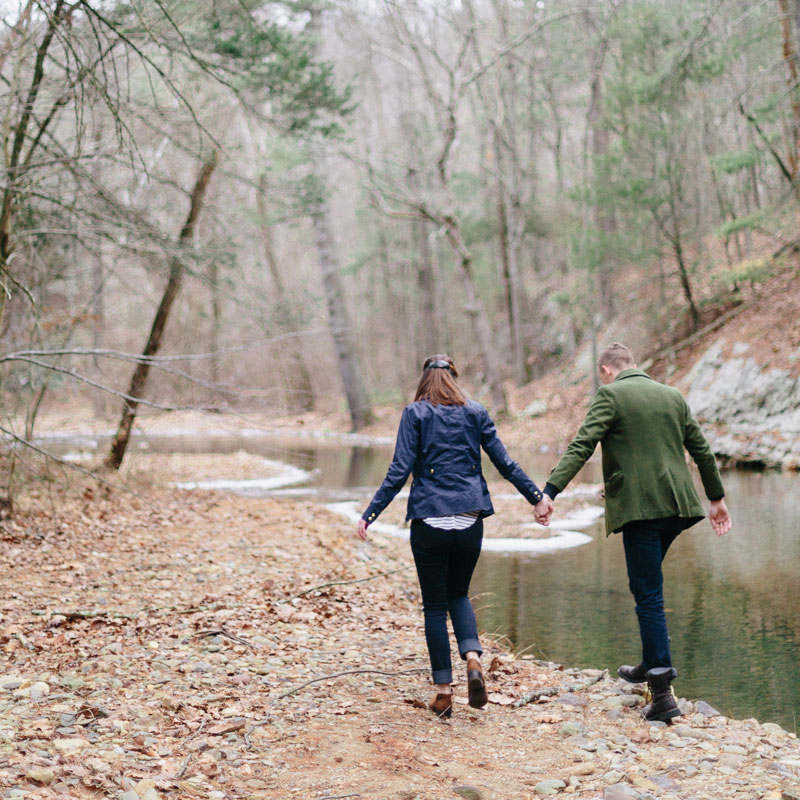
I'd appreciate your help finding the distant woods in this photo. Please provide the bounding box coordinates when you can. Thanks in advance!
[0,0,797,472]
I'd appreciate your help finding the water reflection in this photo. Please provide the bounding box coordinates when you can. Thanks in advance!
[473,468,800,731]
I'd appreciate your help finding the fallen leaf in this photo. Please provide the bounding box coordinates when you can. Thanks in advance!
[207,718,246,735]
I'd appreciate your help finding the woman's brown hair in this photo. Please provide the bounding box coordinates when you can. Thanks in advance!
[414,354,467,406]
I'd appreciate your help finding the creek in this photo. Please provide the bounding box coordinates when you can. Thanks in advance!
[46,429,800,731]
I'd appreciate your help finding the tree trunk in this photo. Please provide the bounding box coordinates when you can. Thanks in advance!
[105,152,217,470]
[669,223,700,332]
[310,178,373,430]
[309,8,372,430]
[778,0,800,176]
[208,258,221,396]
[494,141,525,386]
[91,249,106,419]
[256,174,314,410]
[588,25,615,319]
[407,167,441,361]
[0,0,66,328]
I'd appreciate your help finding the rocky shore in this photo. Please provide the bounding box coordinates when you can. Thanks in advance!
[1,475,799,800]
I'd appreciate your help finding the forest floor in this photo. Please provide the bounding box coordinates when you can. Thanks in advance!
[2,458,800,800]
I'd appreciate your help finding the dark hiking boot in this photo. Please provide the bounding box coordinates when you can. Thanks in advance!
[617,663,647,683]
[642,667,681,723]
[466,658,488,709]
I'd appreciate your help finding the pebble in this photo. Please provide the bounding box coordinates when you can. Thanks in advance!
[618,694,641,708]
[694,700,720,717]
[631,776,659,792]
[566,735,596,751]
[452,785,486,800]
[677,697,694,717]
[0,676,23,690]
[602,771,624,785]
[121,792,139,800]
[649,775,679,791]
[722,744,747,755]
[534,779,566,795]
[557,693,585,706]
[53,738,88,753]
[29,681,50,701]
[25,768,55,785]
[603,785,640,800]
[560,722,582,737]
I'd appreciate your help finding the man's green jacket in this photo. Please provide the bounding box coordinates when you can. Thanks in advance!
[546,369,725,536]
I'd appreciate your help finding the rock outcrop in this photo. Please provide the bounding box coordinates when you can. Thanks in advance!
[685,340,800,468]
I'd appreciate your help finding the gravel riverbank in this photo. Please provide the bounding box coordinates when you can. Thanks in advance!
[1,475,799,800]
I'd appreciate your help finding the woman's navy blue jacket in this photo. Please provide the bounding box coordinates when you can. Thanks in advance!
[362,400,543,524]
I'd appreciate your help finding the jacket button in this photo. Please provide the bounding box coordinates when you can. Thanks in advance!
[430,468,434,474]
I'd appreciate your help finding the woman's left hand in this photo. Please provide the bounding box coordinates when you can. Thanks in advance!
[356,519,369,541]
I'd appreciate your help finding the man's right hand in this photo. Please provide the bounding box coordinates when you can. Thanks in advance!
[709,499,732,536]
[534,496,553,526]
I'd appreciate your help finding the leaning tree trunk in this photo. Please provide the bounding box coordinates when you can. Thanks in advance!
[105,152,217,470]
[310,175,373,430]
[309,8,372,430]
[778,0,800,177]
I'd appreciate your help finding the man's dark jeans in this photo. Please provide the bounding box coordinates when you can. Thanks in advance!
[622,516,684,671]
[409,518,483,684]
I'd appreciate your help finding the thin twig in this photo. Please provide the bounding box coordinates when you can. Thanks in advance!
[246,667,429,736]
[275,667,427,701]
[41,609,137,621]
[179,720,205,749]
[293,566,411,598]
[192,627,257,650]
[174,753,192,781]
[512,670,607,709]
[319,795,361,800]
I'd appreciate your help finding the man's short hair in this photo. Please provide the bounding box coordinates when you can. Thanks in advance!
[598,342,636,371]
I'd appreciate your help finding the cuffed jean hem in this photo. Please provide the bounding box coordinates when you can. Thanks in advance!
[458,638,482,658]
[432,668,453,684]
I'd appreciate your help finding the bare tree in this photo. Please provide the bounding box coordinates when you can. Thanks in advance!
[106,152,218,470]
[308,7,373,430]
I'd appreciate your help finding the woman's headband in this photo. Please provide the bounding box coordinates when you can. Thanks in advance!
[427,360,451,370]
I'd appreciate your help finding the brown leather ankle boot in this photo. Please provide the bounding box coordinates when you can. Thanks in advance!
[428,692,452,718]
[467,658,488,709]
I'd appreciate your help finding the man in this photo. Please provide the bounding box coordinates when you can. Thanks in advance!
[535,342,731,722]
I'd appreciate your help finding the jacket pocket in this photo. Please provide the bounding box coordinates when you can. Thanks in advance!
[604,471,624,496]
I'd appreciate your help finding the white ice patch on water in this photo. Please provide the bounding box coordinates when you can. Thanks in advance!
[325,501,596,554]
[172,459,311,494]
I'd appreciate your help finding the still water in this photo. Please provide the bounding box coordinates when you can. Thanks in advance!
[47,431,800,731]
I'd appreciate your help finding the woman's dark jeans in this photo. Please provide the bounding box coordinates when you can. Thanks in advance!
[622,516,683,671]
[409,518,483,684]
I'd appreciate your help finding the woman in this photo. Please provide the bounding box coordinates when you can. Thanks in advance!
[356,354,550,718]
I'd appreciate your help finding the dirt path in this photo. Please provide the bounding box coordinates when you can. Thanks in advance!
[1,477,799,800]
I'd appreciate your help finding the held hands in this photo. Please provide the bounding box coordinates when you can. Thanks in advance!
[356,518,369,541]
[534,495,553,526]
[709,499,732,536]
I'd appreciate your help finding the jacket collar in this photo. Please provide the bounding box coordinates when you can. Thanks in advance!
[614,367,651,382]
